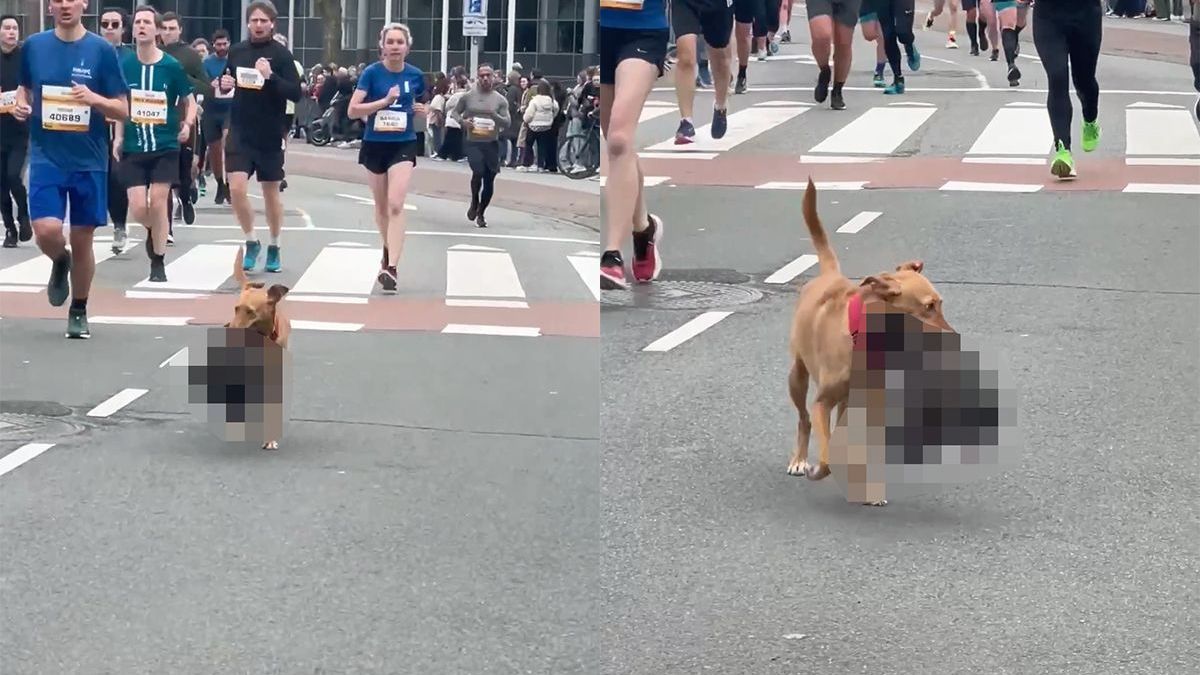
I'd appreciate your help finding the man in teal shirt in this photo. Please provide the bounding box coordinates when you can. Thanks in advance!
[113,5,195,283]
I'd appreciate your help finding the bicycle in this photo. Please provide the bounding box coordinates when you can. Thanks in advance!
[559,95,601,180]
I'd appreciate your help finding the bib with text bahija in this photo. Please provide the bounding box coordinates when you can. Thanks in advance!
[41,85,91,131]
[374,109,408,133]
[236,66,265,90]
[130,89,168,125]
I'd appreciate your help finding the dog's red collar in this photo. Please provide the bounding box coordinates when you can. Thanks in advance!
[847,293,865,349]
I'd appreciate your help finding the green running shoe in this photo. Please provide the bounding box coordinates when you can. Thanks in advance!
[1050,141,1076,180]
[66,308,90,339]
[1082,120,1100,152]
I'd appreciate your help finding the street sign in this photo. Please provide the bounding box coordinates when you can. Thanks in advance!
[463,0,488,37]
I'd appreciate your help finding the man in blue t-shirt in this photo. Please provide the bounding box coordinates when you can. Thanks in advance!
[13,0,129,339]
[201,28,233,204]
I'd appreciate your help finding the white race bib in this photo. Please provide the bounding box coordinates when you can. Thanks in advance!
[374,109,408,133]
[600,0,644,9]
[130,89,168,125]
[236,66,265,90]
[41,85,90,132]
[0,90,15,115]
[470,117,495,138]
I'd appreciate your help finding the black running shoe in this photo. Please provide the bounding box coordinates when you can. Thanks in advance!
[711,107,728,139]
[815,68,831,103]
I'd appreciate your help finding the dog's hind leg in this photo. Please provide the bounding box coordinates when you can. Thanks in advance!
[786,359,813,476]
[806,396,834,481]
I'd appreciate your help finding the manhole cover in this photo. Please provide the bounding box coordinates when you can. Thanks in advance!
[601,281,763,310]
[0,412,90,442]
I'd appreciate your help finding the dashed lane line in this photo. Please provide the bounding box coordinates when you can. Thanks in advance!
[642,311,734,352]
[765,254,819,285]
[86,388,149,418]
[836,211,883,234]
[0,443,56,478]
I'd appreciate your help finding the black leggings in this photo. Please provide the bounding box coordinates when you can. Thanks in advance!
[0,142,29,228]
[107,142,128,229]
[1032,0,1101,152]
[875,0,916,80]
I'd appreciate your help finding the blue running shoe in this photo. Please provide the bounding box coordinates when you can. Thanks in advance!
[265,244,281,273]
[243,239,261,271]
[907,45,921,72]
[884,78,906,95]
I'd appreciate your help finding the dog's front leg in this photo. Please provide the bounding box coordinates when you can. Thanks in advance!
[786,360,813,476]
[806,399,833,480]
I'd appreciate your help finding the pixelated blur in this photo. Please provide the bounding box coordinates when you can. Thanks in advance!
[829,301,1022,504]
[174,327,294,448]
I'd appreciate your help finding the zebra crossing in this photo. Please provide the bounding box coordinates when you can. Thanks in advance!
[636,96,1200,165]
[0,230,600,309]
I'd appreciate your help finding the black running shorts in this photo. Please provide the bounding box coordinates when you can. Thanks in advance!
[808,0,863,27]
[225,140,286,183]
[119,149,181,189]
[599,26,669,85]
[672,0,736,49]
[465,140,501,176]
[358,139,420,175]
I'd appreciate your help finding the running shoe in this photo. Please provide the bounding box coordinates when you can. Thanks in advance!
[735,74,747,94]
[884,78,906,95]
[1050,141,1077,180]
[378,265,398,292]
[112,227,127,254]
[1082,120,1101,152]
[814,68,831,103]
[907,45,921,72]
[675,118,696,144]
[265,244,282,273]
[47,252,70,307]
[712,107,728,139]
[946,33,958,49]
[631,214,664,283]
[1007,64,1021,86]
[243,239,261,271]
[149,254,167,282]
[830,88,845,110]
[873,72,885,87]
[66,308,90,339]
[600,250,628,290]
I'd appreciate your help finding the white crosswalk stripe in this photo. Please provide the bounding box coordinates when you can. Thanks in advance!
[0,239,599,306]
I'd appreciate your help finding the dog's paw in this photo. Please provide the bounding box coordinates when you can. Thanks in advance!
[805,462,831,481]
[787,460,810,477]
[262,440,279,450]
[863,500,888,507]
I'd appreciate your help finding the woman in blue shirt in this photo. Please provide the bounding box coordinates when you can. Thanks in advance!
[348,22,427,293]
[598,0,670,292]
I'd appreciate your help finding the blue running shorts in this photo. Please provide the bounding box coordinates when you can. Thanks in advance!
[28,163,109,227]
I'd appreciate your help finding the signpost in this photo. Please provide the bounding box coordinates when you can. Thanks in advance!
[463,0,487,75]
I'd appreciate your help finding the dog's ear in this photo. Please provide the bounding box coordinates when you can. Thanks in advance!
[267,284,290,304]
[861,274,901,300]
[896,260,924,274]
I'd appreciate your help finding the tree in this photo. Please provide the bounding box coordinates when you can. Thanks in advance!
[313,0,343,65]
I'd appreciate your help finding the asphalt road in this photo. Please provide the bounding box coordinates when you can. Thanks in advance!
[1,167,600,669]
[600,11,1200,675]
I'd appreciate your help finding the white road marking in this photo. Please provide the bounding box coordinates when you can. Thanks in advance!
[968,106,1054,156]
[89,316,193,326]
[1122,183,1200,195]
[567,253,601,301]
[809,106,938,156]
[0,443,56,479]
[329,241,372,247]
[0,241,118,286]
[446,244,527,301]
[643,311,734,352]
[644,105,811,153]
[291,246,385,297]
[0,285,41,293]
[799,155,883,163]
[765,254,819,285]
[1124,106,1200,157]
[336,192,417,210]
[174,224,599,246]
[1127,101,1183,109]
[920,54,990,90]
[134,244,239,291]
[940,181,1043,193]
[158,347,188,368]
[287,295,370,304]
[962,157,1048,165]
[637,151,719,160]
[600,176,671,187]
[445,298,530,308]
[291,320,364,331]
[755,181,866,190]
[124,290,210,300]
[86,388,149,417]
[442,323,541,337]
[638,106,677,124]
[836,211,883,234]
[1125,157,1200,166]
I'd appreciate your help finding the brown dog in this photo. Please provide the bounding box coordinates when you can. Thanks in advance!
[225,246,291,450]
[787,179,953,497]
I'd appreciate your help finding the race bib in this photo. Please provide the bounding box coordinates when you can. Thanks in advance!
[600,0,644,9]
[0,90,15,115]
[374,109,408,133]
[236,66,264,90]
[41,85,90,132]
[130,89,168,125]
[470,117,495,138]
[215,83,235,99]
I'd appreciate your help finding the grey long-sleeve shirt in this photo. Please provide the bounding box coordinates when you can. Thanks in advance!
[451,87,511,143]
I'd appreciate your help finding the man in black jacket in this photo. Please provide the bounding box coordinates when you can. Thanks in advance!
[160,12,209,230]
[216,0,301,274]
[0,14,30,248]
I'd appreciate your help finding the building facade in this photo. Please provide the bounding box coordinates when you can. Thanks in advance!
[0,0,597,79]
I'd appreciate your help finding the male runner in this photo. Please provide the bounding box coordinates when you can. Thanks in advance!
[114,5,195,283]
[99,6,134,253]
[732,0,780,93]
[0,14,31,248]
[1031,0,1102,180]
[452,63,510,229]
[159,12,210,228]
[671,0,733,143]
[13,0,129,339]
[599,0,668,289]
[807,0,863,110]
[871,0,923,95]
[216,0,301,273]
[202,29,234,205]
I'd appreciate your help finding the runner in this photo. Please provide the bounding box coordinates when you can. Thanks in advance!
[0,14,31,248]
[451,63,511,229]
[670,0,733,143]
[12,0,130,339]
[113,5,195,283]
[202,29,234,205]
[216,0,302,273]
[1031,0,1102,180]
[871,0,923,96]
[991,0,1021,86]
[99,7,134,253]
[807,0,862,110]
[271,32,305,192]
[347,22,427,291]
[159,12,210,229]
[923,0,960,49]
[859,4,889,88]
[598,0,668,289]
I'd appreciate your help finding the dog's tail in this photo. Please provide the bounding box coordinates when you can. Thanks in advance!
[233,245,247,285]
[802,177,839,276]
